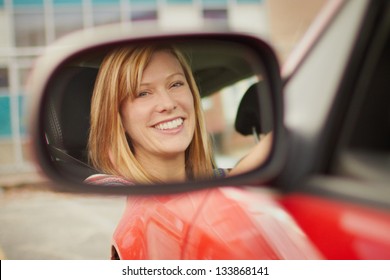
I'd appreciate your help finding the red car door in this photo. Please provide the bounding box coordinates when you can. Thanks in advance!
[113,187,323,259]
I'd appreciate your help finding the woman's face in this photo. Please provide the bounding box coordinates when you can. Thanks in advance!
[120,50,196,161]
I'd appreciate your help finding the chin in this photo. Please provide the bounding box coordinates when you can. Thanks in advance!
[158,144,190,157]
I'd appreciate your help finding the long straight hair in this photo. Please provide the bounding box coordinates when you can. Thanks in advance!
[88,45,214,183]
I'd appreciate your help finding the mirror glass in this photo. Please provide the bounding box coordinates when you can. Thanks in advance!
[42,39,274,185]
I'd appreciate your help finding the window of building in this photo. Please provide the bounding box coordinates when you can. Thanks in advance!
[130,0,156,5]
[18,94,27,136]
[93,0,120,4]
[54,5,83,39]
[201,0,227,7]
[0,68,8,88]
[13,8,46,47]
[203,9,228,22]
[93,5,121,26]
[236,0,263,3]
[0,67,10,139]
[130,8,157,22]
[53,0,82,5]
[0,96,11,138]
[166,0,192,4]
[0,95,26,141]
[202,8,228,26]
[129,0,157,22]
[13,0,44,7]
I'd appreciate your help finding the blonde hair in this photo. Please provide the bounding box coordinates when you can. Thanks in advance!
[88,45,214,183]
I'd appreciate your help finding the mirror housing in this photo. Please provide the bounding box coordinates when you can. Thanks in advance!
[28,25,286,195]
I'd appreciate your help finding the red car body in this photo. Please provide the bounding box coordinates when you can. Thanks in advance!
[113,188,323,259]
[282,194,390,259]
[113,188,390,260]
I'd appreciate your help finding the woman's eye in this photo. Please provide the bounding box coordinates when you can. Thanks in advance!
[137,91,149,98]
[171,81,184,88]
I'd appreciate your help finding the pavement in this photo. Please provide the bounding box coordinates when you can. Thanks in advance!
[0,171,48,190]
[0,175,126,260]
[0,171,51,260]
[0,166,129,260]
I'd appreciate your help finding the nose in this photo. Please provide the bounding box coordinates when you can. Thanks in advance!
[155,90,177,112]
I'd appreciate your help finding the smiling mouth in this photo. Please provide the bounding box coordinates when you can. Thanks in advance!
[154,118,184,130]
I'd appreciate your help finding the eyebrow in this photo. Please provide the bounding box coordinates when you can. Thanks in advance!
[140,72,185,87]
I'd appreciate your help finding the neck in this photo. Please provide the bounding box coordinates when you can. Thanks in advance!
[136,153,187,183]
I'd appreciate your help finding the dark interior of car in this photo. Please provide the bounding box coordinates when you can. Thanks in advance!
[45,66,99,180]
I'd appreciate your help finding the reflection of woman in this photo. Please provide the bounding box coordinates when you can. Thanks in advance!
[86,45,216,184]
[85,45,272,185]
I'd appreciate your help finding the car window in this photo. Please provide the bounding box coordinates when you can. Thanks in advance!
[334,7,390,184]
[203,76,258,168]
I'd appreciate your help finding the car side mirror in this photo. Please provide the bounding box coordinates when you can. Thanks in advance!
[28,25,286,195]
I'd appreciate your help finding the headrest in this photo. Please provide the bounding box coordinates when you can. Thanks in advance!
[235,81,273,136]
[45,66,98,161]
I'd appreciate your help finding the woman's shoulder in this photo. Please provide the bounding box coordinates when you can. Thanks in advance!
[84,173,134,186]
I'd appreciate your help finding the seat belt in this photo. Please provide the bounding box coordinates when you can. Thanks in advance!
[47,144,99,175]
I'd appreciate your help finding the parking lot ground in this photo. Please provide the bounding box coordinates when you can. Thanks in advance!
[0,180,126,260]
[0,171,48,189]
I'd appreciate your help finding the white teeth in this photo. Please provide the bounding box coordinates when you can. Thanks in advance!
[154,118,183,130]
